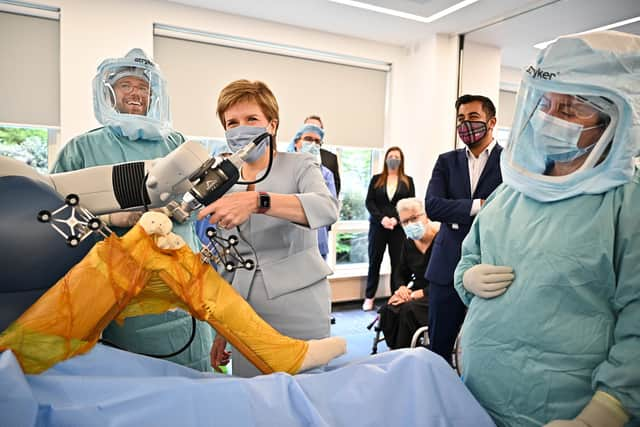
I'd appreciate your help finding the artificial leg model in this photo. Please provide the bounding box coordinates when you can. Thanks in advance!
[0,212,345,374]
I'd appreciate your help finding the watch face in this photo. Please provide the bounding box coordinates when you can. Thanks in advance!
[259,192,270,209]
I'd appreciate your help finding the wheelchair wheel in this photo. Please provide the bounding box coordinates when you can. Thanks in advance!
[410,326,429,349]
[452,330,463,376]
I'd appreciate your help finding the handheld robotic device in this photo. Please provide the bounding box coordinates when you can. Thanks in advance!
[2,133,271,272]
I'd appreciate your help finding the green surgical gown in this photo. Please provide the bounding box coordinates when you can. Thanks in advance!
[454,169,640,426]
[52,126,215,372]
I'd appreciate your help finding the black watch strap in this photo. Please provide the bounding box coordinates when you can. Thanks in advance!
[257,192,270,214]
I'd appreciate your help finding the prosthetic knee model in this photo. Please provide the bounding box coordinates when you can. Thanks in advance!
[0,161,345,375]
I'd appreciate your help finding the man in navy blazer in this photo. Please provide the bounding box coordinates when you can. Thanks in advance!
[424,94,503,365]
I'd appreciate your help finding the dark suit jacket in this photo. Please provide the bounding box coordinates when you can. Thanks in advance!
[320,149,341,196]
[366,174,415,224]
[424,145,503,285]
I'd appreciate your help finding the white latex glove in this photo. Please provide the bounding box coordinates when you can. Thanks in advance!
[545,391,629,427]
[462,264,515,299]
[100,211,144,228]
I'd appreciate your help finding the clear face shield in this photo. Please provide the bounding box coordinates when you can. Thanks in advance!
[504,84,619,181]
[92,55,171,141]
[103,70,152,116]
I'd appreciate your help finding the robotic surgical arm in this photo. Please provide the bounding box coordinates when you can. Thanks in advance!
[0,135,267,220]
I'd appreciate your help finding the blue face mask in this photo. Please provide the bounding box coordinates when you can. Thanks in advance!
[300,141,321,158]
[403,221,425,240]
[225,125,270,163]
[530,110,598,163]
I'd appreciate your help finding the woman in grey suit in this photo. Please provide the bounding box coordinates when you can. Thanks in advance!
[198,80,340,377]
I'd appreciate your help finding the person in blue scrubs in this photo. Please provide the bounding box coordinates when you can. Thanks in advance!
[290,124,337,260]
[454,31,640,427]
[51,48,215,371]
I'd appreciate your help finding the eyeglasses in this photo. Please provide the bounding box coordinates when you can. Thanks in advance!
[400,212,425,227]
[302,135,321,145]
[538,94,601,121]
[115,82,150,96]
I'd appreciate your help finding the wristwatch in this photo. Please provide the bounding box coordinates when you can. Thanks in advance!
[257,191,271,214]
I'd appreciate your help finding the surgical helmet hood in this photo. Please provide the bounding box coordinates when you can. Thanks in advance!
[106,67,149,86]
[501,31,640,202]
[93,48,172,141]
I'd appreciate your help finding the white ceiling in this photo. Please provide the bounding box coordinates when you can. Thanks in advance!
[167,0,640,69]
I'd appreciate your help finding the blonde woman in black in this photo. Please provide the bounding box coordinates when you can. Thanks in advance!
[363,146,415,311]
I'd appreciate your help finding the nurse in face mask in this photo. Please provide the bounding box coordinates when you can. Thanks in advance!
[363,147,416,311]
[199,80,340,377]
[455,31,640,426]
[376,197,439,349]
[291,124,337,261]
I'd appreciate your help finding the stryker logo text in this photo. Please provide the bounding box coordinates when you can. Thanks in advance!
[526,66,557,80]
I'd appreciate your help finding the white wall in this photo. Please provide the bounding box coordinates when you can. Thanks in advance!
[500,65,524,92]
[51,0,404,145]
[460,40,501,108]
[389,34,460,198]
[498,90,517,128]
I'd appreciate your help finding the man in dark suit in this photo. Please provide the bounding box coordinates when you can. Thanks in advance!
[305,115,341,196]
[424,94,503,365]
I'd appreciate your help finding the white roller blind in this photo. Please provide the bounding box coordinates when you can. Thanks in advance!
[498,89,517,128]
[0,12,59,126]
[153,34,388,148]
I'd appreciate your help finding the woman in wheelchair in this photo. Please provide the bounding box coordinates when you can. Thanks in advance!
[378,197,438,349]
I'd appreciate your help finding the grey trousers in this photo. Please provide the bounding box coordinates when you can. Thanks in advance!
[230,271,332,377]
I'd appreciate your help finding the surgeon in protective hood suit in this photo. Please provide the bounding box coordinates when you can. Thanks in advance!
[453,31,640,427]
[51,49,215,371]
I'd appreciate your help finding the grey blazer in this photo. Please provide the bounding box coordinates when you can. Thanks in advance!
[219,151,339,300]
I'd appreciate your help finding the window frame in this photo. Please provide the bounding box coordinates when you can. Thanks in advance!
[324,144,389,278]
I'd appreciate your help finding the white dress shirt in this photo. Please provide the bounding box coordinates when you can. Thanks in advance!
[466,139,497,216]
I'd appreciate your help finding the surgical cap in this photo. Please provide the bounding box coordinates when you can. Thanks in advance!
[287,124,325,152]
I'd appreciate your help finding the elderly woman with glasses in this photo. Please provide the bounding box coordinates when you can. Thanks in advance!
[377,197,438,349]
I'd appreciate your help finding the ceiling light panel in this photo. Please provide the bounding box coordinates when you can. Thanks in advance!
[328,0,479,24]
[534,15,640,49]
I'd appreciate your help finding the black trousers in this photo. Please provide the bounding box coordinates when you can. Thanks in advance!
[365,224,405,299]
[378,296,429,349]
[427,282,466,366]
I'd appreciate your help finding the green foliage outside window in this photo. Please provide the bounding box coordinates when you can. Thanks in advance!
[330,146,382,265]
[337,148,373,221]
[336,231,369,264]
[340,190,366,221]
[0,126,48,173]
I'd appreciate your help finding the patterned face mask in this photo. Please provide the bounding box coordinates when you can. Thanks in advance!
[457,121,488,147]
